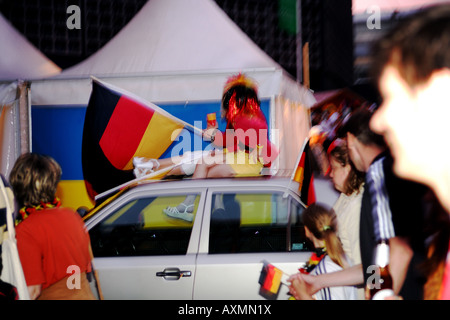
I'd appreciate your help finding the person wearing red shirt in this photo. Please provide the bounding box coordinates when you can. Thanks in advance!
[163,73,279,221]
[10,153,96,300]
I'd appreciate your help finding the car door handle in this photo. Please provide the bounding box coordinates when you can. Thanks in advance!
[156,268,192,280]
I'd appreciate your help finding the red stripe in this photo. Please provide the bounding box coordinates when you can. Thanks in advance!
[307,175,316,205]
[262,265,275,291]
[100,96,154,170]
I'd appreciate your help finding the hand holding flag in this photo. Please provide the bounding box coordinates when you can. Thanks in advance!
[258,261,289,300]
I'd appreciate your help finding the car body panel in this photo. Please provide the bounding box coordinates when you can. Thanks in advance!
[84,177,311,300]
[193,252,310,299]
[93,255,197,300]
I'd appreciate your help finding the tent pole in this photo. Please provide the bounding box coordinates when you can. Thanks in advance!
[302,42,310,90]
[296,0,303,82]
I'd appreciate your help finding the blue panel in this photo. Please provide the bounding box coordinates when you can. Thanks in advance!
[159,100,271,158]
[31,99,271,180]
[31,106,87,180]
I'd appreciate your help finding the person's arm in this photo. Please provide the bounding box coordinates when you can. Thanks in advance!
[389,236,413,295]
[289,276,315,300]
[27,284,41,300]
[289,264,364,298]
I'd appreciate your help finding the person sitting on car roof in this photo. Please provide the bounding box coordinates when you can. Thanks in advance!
[162,73,279,222]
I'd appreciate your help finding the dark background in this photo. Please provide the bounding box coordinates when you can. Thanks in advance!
[1,0,356,91]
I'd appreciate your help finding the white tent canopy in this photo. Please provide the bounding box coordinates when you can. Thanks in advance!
[60,0,278,76]
[30,0,315,186]
[31,0,314,106]
[0,14,61,81]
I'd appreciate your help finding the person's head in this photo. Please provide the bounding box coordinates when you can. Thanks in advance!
[221,73,260,122]
[370,5,450,191]
[328,139,365,195]
[9,153,62,208]
[302,203,346,268]
[341,107,386,172]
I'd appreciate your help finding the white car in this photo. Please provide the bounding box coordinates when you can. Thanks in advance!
[83,177,313,300]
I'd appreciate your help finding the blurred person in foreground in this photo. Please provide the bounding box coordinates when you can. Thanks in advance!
[10,153,96,300]
[369,4,450,299]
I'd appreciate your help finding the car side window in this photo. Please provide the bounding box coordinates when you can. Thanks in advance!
[89,194,200,257]
[289,197,313,252]
[209,192,312,254]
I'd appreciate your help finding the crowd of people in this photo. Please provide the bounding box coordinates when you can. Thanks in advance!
[1,4,450,300]
[289,4,450,300]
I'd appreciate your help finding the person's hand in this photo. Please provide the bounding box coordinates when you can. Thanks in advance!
[288,273,315,300]
[365,286,403,300]
[287,273,300,298]
[249,146,259,164]
[202,128,217,141]
[384,295,403,300]
[297,273,320,295]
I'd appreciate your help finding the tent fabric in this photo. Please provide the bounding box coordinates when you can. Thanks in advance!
[0,13,60,177]
[31,69,314,108]
[0,83,20,176]
[30,0,314,106]
[0,82,33,178]
[57,0,279,77]
[0,14,61,81]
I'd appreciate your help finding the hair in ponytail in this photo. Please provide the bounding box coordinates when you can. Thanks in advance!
[302,203,346,268]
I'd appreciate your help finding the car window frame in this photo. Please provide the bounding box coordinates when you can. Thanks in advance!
[198,185,305,254]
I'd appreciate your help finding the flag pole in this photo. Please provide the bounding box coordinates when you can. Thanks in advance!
[94,163,180,201]
[93,151,207,201]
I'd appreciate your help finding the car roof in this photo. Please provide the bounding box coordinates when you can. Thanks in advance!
[83,176,301,221]
[127,175,300,193]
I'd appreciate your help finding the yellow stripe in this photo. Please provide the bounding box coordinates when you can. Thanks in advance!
[123,112,185,170]
[269,268,282,293]
[56,180,95,210]
[293,166,304,183]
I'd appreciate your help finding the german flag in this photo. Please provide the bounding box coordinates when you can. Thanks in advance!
[258,262,283,300]
[293,139,316,206]
[82,78,186,200]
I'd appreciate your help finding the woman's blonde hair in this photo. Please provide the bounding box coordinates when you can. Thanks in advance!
[9,153,62,207]
[302,203,346,268]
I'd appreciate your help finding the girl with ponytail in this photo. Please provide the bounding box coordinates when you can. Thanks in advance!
[288,203,356,300]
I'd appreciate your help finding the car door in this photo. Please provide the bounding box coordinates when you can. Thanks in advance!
[193,186,313,300]
[85,187,206,299]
